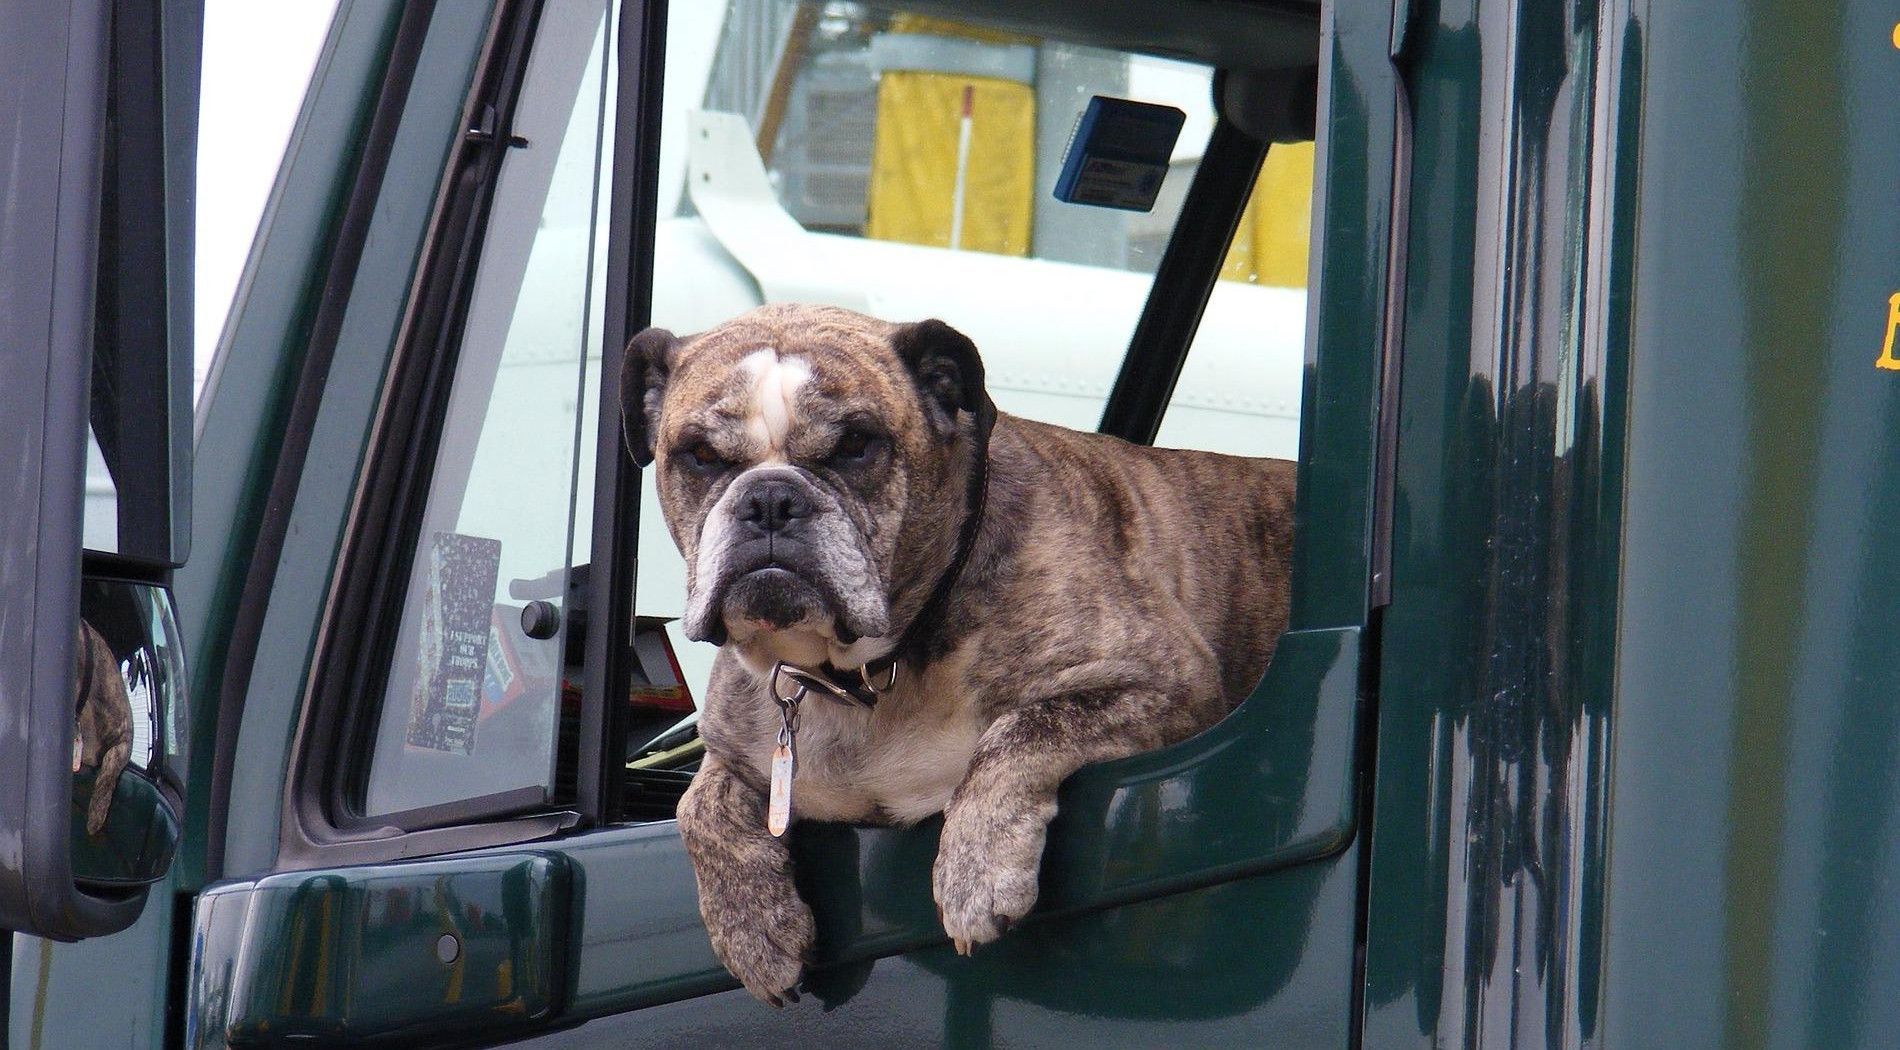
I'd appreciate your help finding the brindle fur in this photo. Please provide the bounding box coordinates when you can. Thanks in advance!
[75,620,132,836]
[625,304,1293,1005]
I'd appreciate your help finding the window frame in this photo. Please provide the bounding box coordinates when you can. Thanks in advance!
[281,0,1378,875]
[536,4,1391,1000]
[281,0,628,866]
[326,0,555,835]
[346,0,620,827]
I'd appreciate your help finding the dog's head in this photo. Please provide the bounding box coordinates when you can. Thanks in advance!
[622,304,992,674]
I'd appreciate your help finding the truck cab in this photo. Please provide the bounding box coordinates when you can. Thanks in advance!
[5,0,1900,1046]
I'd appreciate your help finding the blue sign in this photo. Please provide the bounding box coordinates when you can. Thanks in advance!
[1053,96,1187,213]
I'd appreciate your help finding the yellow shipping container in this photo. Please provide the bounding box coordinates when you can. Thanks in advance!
[1222,140,1315,287]
[865,71,1035,256]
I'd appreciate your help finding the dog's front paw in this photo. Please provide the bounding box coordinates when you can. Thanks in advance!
[701,874,815,1006]
[932,796,1052,954]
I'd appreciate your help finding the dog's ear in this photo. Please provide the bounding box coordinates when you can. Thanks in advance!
[621,326,680,467]
[890,319,995,443]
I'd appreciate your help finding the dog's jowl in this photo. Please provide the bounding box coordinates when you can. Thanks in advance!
[624,304,1294,1005]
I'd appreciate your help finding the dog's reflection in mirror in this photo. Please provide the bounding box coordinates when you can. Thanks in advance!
[73,620,132,836]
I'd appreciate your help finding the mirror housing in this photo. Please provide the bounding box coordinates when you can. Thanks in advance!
[69,769,181,890]
[0,0,198,939]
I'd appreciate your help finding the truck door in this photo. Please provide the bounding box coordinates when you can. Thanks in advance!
[176,0,1405,1045]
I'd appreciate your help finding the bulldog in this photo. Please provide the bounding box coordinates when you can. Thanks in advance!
[623,304,1294,1005]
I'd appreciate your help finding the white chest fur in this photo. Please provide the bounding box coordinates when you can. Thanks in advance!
[746,653,985,826]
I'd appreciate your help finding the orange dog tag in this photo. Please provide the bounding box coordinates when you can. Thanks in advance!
[767,742,795,837]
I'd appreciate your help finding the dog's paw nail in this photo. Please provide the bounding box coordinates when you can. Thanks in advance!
[784,986,801,1004]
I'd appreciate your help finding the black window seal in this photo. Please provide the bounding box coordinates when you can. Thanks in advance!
[578,0,668,827]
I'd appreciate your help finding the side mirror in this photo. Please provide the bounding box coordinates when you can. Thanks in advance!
[0,0,197,939]
[70,581,186,891]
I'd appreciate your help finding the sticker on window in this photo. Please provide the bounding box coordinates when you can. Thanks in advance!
[481,606,558,717]
[405,532,503,754]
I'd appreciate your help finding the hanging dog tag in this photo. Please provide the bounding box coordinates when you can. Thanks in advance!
[766,664,806,838]
[767,741,795,837]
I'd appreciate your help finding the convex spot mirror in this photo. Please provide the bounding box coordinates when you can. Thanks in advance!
[71,579,184,888]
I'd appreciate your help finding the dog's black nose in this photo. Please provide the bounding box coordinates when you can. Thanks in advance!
[738,480,814,533]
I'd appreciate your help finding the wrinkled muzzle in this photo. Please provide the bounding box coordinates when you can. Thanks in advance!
[683,466,891,645]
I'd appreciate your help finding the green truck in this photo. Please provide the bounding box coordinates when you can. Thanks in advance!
[4,0,1897,1045]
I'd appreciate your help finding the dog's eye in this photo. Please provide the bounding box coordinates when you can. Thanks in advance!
[677,441,728,471]
[827,427,880,465]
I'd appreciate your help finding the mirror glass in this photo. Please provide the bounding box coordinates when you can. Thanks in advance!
[71,578,184,886]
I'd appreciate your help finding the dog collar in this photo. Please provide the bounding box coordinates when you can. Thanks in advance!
[774,661,880,710]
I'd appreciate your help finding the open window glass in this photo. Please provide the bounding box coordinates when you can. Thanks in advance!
[357,0,618,824]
